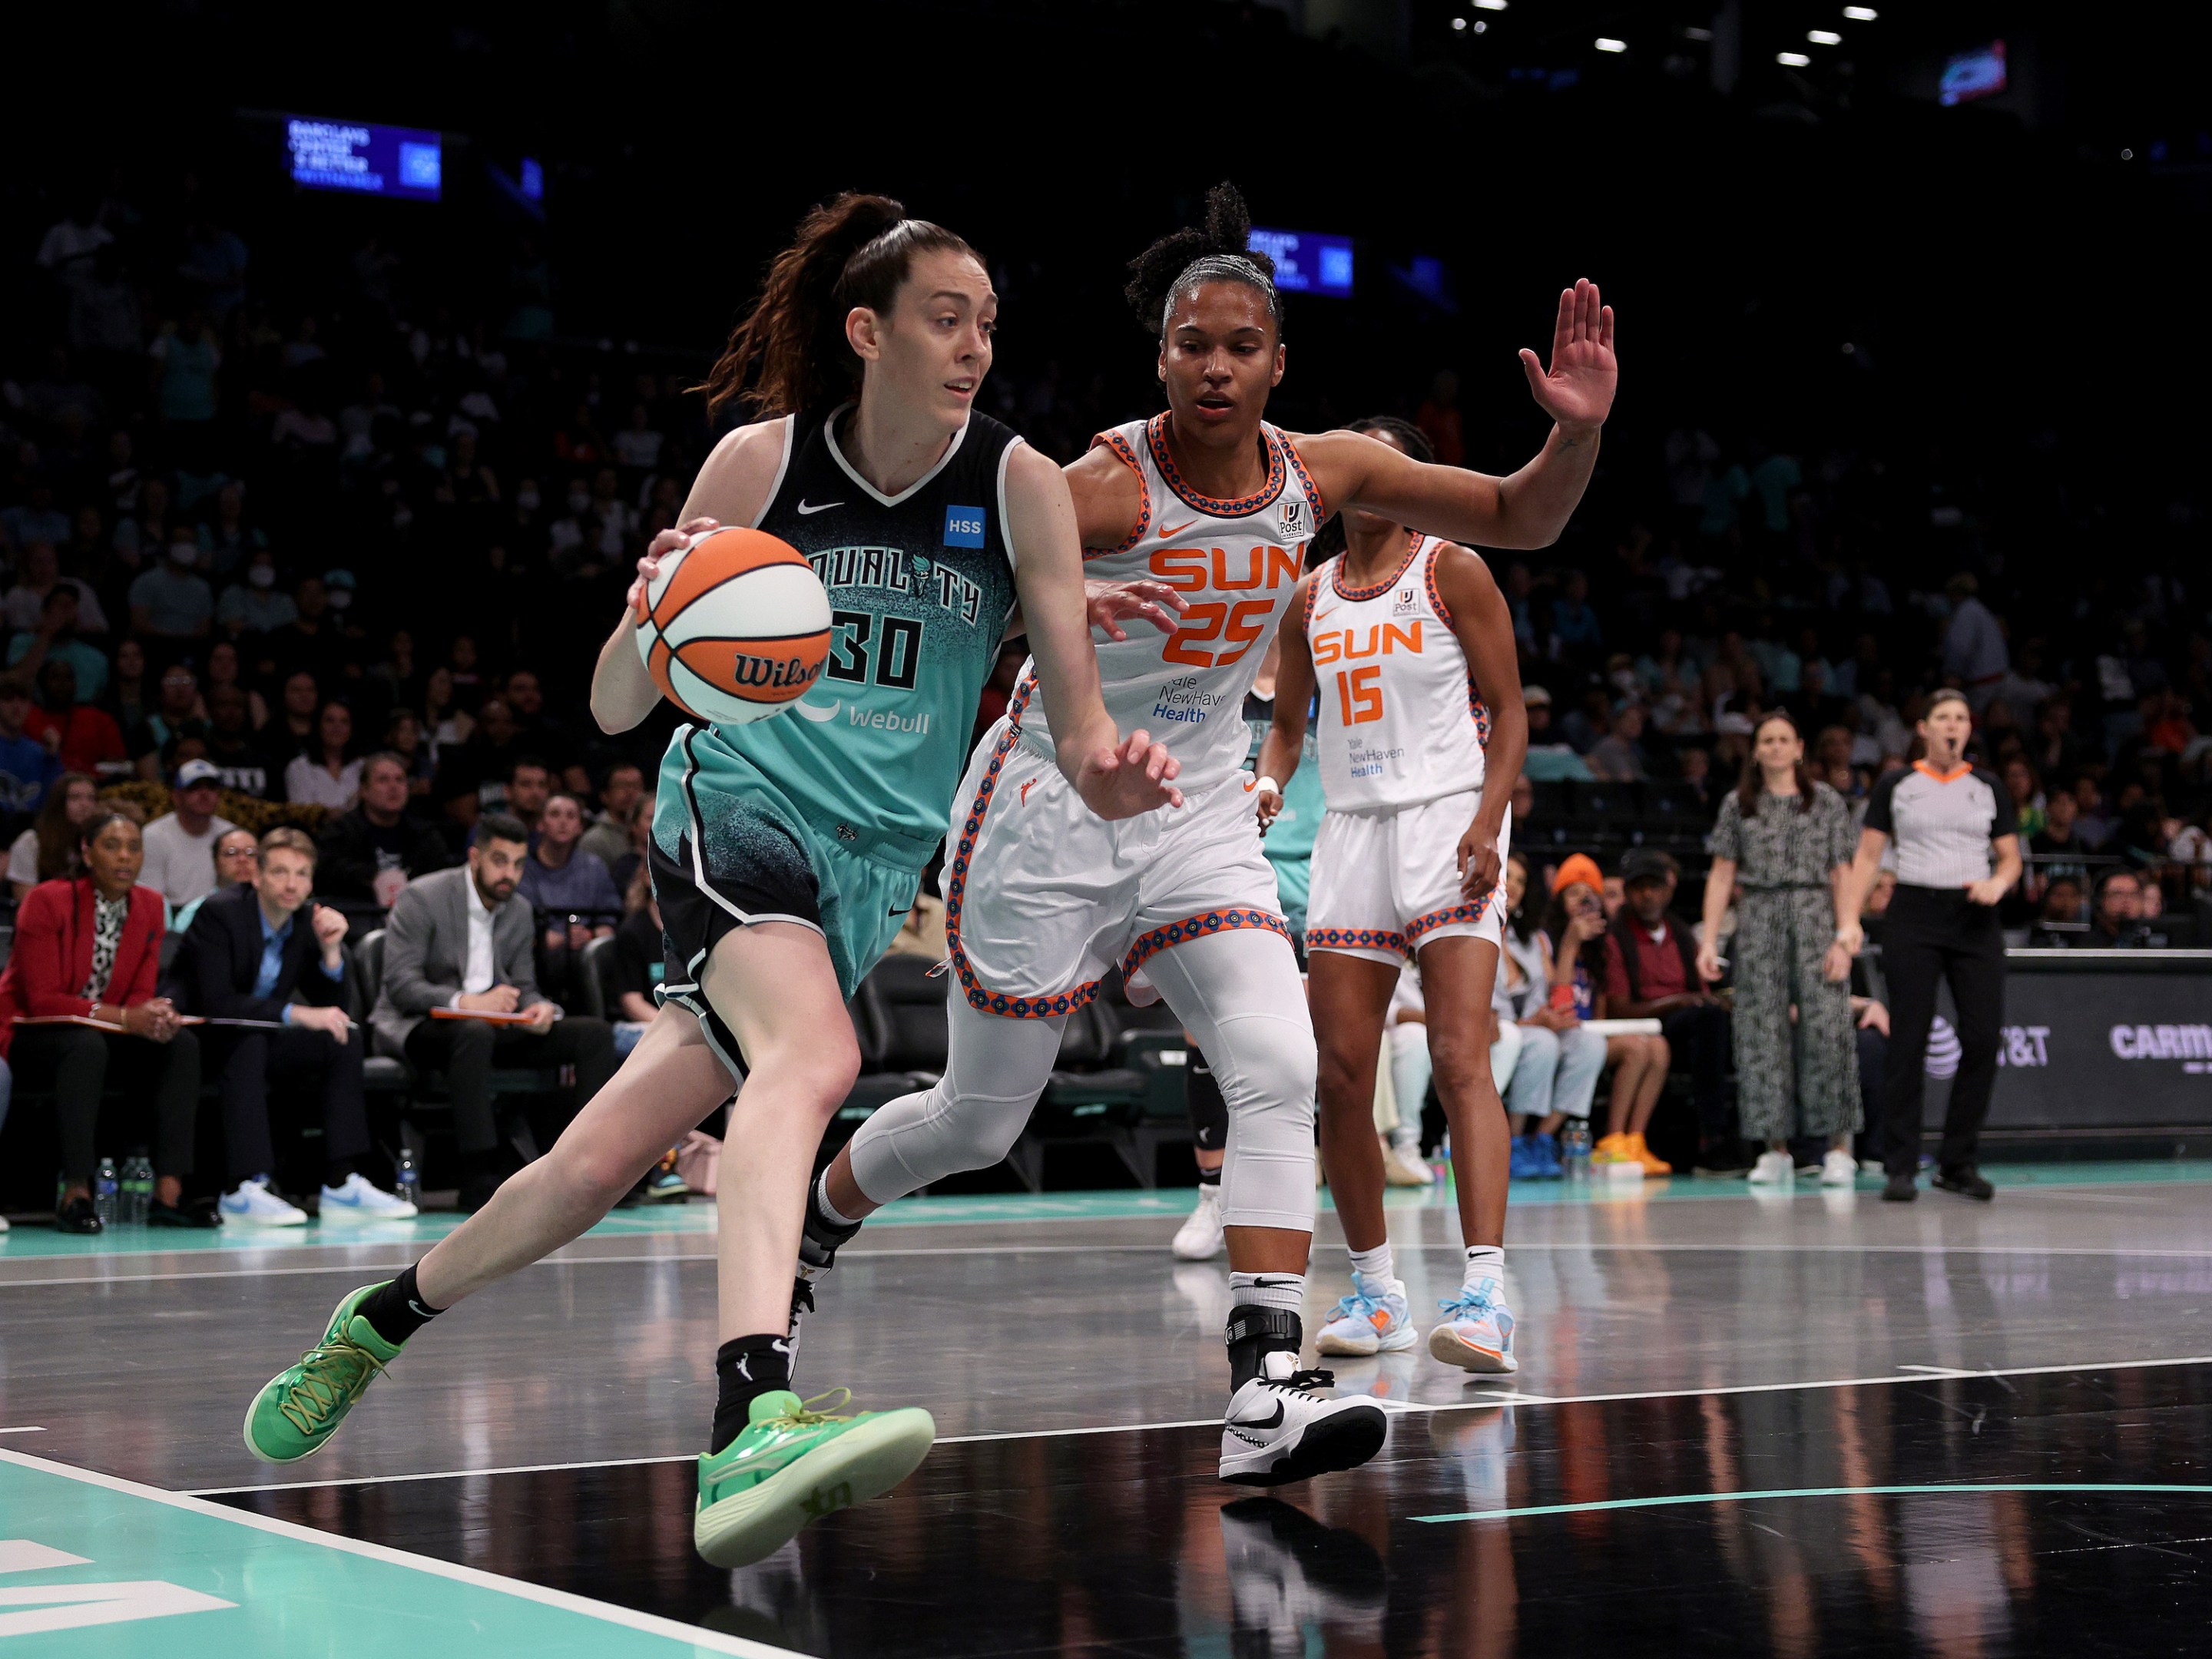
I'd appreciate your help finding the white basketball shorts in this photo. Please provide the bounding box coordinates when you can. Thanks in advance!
[1305,790,1510,966]
[945,717,1289,1018]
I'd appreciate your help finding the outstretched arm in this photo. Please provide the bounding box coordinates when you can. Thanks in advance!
[1006,444,1183,820]
[1255,579,1317,830]
[1302,280,1617,550]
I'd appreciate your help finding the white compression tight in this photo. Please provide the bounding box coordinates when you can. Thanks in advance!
[848,927,1317,1232]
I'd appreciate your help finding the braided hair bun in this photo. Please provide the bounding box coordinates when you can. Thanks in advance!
[1123,181,1283,338]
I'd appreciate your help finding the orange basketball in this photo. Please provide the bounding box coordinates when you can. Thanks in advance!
[633,527,833,726]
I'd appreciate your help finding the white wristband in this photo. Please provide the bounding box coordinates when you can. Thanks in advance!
[1255,776,1281,796]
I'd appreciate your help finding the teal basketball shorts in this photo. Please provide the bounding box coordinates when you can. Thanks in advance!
[652,753,926,1078]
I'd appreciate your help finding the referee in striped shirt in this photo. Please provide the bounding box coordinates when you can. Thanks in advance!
[1838,690,2022,1204]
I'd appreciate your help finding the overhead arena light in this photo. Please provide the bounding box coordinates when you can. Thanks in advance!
[1473,0,1508,11]
[1452,15,1467,29]
[1808,29,1843,45]
[1777,50,1811,66]
[1843,5,1879,18]
[1595,37,1626,52]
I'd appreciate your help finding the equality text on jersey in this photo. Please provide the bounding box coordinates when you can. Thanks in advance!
[808,544,988,628]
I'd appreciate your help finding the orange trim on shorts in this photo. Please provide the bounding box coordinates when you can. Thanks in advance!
[1405,886,1501,947]
[1306,926,1409,958]
[942,675,1108,1020]
[1122,909,1293,977]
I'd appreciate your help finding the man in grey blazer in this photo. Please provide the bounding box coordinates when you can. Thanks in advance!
[373,813,616,1210]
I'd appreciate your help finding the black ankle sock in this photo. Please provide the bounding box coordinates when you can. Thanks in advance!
[1224,1304,1302,1392]
[711,1333,795,1453]
[357,1263,444,1347]
[326,1158,358,1188]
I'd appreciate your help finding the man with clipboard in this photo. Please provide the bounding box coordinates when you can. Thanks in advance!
[370,812,615,1212]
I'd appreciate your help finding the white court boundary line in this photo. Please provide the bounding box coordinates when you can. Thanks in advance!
[187,1352,2212,1498]
[15,1235,2212,1292]
[0,1445,796,1656]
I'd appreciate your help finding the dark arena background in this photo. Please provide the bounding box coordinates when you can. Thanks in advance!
[2,2,2210,1655]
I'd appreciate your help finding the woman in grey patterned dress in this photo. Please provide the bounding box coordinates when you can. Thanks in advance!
[1696,713,1862,1186]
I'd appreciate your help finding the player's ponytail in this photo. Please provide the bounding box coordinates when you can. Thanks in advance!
[700,193,979,419]
[1124,180,1282,339]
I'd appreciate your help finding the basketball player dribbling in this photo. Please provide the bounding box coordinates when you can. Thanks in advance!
[1257,415,1533,1374]
[804,184,1617,1485]
[239,194,1180,1568]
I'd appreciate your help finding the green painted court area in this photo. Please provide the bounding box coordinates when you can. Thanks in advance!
[0,1449,786,1656]
[3,1159,2209,1260]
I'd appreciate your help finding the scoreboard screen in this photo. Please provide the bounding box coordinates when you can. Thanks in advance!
[287,118,444,202]
[1247,227,1354,297]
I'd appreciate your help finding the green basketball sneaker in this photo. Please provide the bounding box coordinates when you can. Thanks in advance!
[694,1389,935,1568]
[243,1283,406,1463]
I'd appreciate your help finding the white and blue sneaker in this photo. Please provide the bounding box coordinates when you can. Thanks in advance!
[1428,1278,1518,1374]
[220,1177,308,1227]
[1316,1272,1419,1357]
[319,1173,418,1220]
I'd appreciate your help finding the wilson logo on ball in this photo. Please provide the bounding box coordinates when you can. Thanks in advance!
[634,526,833,727]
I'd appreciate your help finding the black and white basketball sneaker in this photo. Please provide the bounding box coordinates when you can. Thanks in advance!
[1219,1352,1388,1485]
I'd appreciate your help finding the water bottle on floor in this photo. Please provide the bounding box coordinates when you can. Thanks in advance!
[394,1148,421,1213]
[121,1154,154,1225]
[94,1157,121,1229]
[1561,1120,1592,1181]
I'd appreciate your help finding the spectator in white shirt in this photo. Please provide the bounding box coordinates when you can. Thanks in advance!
[139,760,238,907]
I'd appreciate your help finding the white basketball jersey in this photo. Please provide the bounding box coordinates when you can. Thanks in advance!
[1305,534,1489,811]
[1015,414,1326,793]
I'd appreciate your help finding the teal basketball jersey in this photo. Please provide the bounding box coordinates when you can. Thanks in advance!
[654,403,1021,867]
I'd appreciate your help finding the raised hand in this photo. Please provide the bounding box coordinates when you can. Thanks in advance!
[1519,278,1617,432]
[1086,579,1188,642]
[1074,728,1184,822]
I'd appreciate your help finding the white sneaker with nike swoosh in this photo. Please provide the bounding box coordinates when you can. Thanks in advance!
[1220,1350,1388,1485]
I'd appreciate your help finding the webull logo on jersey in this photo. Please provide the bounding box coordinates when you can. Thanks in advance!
[1312,621,1424,664]
[809,545,986,625]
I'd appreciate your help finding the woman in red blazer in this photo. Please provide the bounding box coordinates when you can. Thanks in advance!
[0,811,207,1233]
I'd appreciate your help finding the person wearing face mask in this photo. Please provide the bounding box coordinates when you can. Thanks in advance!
[217,550,299,640]
[128,533,217,640]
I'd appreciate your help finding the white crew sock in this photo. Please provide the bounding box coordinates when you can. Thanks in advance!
[1463,1243,1505,1293]
[813,1175,861,1230]
[1347,1242,1395,1286]
[1229,1271,1306,1313]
